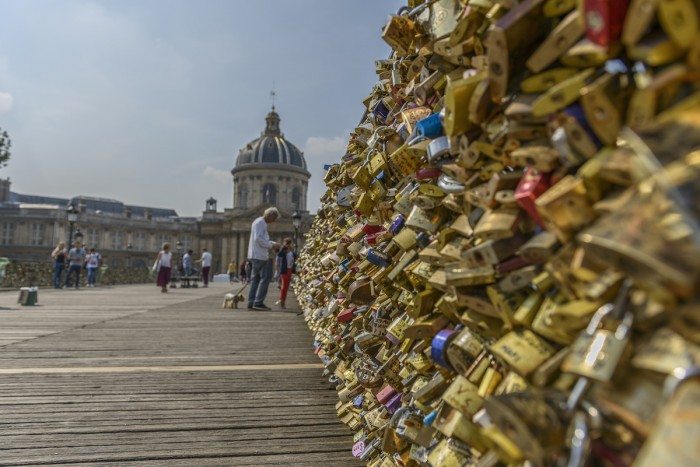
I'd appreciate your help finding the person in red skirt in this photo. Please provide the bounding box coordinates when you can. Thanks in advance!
[275,238,297,309]
[154,243,173,293]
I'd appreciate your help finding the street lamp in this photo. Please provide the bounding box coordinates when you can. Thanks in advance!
[292,210,302,246]
[172,240,183,288]
[66,204,78,247]
[126,243,133,268]
[74,229,83,245]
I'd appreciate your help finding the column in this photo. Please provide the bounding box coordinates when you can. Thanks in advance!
[236,231,240,270]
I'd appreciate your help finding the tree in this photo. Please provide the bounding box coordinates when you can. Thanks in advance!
[0,129,11,168]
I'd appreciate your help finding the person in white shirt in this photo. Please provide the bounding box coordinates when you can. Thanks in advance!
[198,248,213,287]
[154,243,173,293]
[247,207,279,310]
[85,248,101,287]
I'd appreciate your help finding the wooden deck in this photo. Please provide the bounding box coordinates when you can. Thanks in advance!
[0,283,357,466]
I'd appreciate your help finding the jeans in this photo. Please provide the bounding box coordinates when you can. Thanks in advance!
[53,262,64,288]
[87,267,98,286]
[65,264,82,288]
[247,258,272,307]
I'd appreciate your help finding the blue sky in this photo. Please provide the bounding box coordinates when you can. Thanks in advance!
[0,0,403,215]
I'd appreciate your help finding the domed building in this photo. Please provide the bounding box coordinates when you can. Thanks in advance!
[232,108,310,212]
[198,106,313,273]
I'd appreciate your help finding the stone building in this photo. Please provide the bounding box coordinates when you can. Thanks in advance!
[0,190,198,268]
[199,106,312,273]
[0,106,312,274]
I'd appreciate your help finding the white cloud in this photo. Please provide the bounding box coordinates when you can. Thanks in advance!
[304,135,347,158]
[0,92,13,114]
[202,165,230,183]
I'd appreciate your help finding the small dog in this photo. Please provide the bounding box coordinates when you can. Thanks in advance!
[222,293,236,309]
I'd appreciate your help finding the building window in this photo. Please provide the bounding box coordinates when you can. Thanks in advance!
[292,187,301,210]
[30,223,45,246]
[238,184,248,208]
[182,235,192,250]
[134,232,146,251]
[111,231,124,250]
[87,228,99,248]
[158,234,170,249]
[262,183,277,205]
[1,223,15,245]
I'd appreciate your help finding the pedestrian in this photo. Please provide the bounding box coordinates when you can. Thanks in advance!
[272,244,282,289]
[247,207,279,310]
[65,240,86,289]
[275,238,297,309]
[197,248,212,288]
[182,249,193,277]
[85,247,101,287]
[239,261,248,283]
[51,241,67,289]
[245,260,252,283]
[154,242,172,293]
[227,260,237,283]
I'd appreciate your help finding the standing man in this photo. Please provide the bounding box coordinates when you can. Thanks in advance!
[85,247,101,288]
[247,207,279,310]
[198,248,213,288]
[65,241,86,289]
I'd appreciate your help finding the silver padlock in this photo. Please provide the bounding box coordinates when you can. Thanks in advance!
[563,281,633,411]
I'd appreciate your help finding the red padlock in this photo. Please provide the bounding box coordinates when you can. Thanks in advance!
[362,223,385,235]
[365,229,387,245]
[515,167,551,227]
[337,306,357,323]
[583,0,629,47]
[415,167,442,180]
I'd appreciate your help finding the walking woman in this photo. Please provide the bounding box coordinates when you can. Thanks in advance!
[154,242,172,293]
[275,238,297,309]
[51,242,67,289]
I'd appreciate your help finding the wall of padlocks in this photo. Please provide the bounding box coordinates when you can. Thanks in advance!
[1,261,151,288]
[292,0,700,465]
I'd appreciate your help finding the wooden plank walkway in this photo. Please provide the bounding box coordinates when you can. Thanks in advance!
[0,283,358,466]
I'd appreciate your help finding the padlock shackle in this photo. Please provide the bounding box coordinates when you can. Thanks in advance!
[611,279,633,321]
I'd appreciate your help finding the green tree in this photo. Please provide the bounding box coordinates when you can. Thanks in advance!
[0,129,10,168]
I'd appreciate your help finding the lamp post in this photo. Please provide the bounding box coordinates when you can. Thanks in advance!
[292,210,302,247]
[74,229,83,246]
[172,240,183,288]
[66,204,78,247]
[126,243,133,268]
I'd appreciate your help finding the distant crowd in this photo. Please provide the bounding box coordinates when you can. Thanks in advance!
[50,241,101,289]
[51,206,297,307]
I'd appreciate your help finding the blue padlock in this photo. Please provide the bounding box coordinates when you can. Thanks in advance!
[423,410,438,426]
[414,113,443,139]
[389,214,405,234]
[352,394,364,408]
[431,328,457,370]
[372,99,390,123]
[366,249,391,268]
[564,104,601,148]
